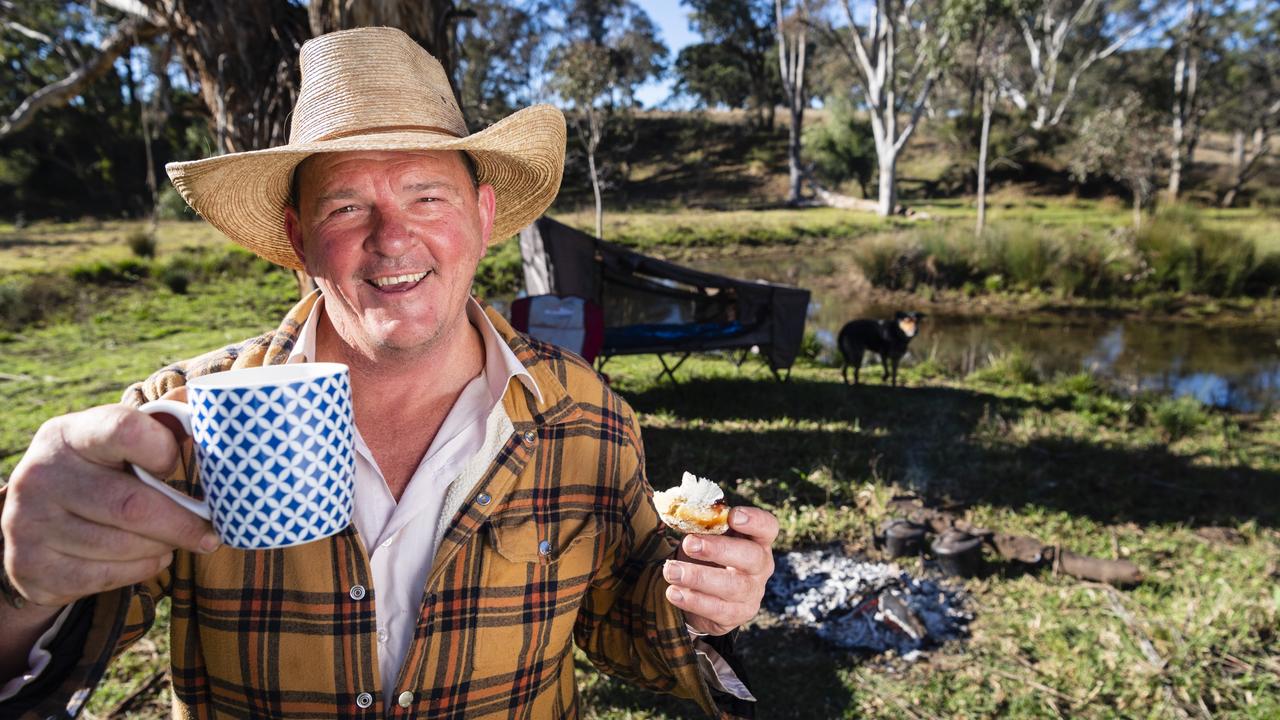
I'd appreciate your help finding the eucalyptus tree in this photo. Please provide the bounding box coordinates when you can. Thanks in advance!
[1213,2,1279,207]
[548,0,665,238]
[1001,0,1154,132]
[680,0,779,127]
[820,0,969,216]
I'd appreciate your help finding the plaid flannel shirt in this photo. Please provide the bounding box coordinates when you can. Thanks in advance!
[4,291,751,719]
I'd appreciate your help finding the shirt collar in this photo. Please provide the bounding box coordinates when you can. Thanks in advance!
[287,294,542,407]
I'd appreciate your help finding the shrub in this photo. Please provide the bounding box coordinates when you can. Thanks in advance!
[126,230,157,258]
[1136,205,1258,297]
[851,234,923,290]
[160,266,192,294]
[1151,395,1209,443]
[969,348,1041,386]
[0,275,77,329]
[69,259,150,284]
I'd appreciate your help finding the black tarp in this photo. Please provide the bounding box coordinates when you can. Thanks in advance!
[519,217,811,372]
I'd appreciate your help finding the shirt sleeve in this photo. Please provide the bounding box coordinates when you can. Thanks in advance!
[0,605,75,702]
[572,396,755,719]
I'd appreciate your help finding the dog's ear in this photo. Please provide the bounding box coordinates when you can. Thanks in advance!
[914,312,927,320]
[895,311,908,320]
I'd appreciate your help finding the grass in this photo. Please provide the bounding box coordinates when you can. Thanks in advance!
[1,218,1277,718]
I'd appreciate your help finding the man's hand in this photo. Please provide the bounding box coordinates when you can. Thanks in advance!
[2,388,219,610]
[662,507,778,636]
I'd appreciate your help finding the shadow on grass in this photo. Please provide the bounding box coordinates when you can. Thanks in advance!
[579,622,858,719]
[621,377,1280,528]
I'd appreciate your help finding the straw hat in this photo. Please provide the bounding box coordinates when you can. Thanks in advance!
[165,27,566,271]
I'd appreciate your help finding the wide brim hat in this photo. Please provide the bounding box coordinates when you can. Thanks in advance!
[165,27,565,271]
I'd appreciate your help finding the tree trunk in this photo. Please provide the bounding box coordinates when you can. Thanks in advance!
[787,104,803,204]
[587,107,604,239]
[775,0,807,206]
[1220,126,1269,208]
[877,150,898,217]
[976,81,993,236]
[1167,14,1188,203]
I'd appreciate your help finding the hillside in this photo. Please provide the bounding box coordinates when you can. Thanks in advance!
[550,109,1280,213]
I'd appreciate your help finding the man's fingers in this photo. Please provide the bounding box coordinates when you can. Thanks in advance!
[664,584,748,635]
[681,533,773,576]
[727,507,779,545]
[45,514,178,561]
[14,551,173,608]
[60,468,218,555]
[57,405,181,478]
[663,559,756,600]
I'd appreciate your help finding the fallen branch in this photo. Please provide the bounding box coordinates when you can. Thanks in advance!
[0,17,162,139]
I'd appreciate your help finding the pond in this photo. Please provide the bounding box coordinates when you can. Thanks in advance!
[683,250,1280,413]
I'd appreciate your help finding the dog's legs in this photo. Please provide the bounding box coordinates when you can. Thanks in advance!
[881,354,890,383]
[854,350,864,384]
[841,361,849,385]
[890,357,899,386]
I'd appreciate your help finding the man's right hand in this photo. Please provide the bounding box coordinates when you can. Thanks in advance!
[2,395,219,610]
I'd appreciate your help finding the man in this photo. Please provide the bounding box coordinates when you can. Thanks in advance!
[0,27,774,719]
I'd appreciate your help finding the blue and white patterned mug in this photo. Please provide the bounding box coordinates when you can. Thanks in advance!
[130,363,356,550]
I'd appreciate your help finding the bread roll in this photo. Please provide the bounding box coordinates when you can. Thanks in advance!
[653,472,730,535]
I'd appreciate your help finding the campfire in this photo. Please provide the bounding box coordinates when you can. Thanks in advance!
[764,546,972,660]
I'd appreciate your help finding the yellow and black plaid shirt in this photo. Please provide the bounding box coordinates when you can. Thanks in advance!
[5,292,749,719]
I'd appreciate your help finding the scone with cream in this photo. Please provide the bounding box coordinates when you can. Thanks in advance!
[653,472,731,535]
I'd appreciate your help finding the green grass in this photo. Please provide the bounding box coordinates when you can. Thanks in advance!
[2,219,1277,718]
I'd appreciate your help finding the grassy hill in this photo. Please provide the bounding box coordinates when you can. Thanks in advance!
[550,109,1280,213]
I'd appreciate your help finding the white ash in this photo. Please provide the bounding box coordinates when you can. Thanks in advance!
[765,546,972,656]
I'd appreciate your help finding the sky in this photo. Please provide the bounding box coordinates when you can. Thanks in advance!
[634,0,699,108]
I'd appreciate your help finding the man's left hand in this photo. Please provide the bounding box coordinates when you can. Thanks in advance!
[662,507,778,636]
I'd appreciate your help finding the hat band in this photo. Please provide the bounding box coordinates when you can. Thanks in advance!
[308,124,464,143]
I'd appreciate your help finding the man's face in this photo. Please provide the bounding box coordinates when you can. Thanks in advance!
[285,150,495,359]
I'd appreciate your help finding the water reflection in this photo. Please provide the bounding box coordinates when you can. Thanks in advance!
[683,251,1280,413]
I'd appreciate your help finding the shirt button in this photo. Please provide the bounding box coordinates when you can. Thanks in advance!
[355,692,373,708]
[522,429,537,445]
[377,627,388,643]
[476,492,491,506]
[397,691,414,708]
[538,539,552,556]
[349,584,366,601]
[381,537,394,548]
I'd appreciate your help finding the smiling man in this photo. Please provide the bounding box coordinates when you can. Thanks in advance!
[0,27,773,719]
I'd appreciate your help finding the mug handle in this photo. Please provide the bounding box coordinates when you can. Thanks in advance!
[131,399,212,521]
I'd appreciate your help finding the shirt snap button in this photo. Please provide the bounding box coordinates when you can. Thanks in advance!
[377,627,388,643]
[522,429,537,444]
[476,492,491,506]
[538,539,552,556]
[355,692,373,709]
[349,584,366,601]
[397,691,414,708]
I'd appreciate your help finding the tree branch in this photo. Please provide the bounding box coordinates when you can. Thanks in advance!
[0,17,162,140]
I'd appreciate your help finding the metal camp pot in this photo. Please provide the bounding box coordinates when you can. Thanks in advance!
[932,529,984,578]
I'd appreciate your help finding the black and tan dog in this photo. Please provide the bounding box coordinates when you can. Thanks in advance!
[838,311,925,386]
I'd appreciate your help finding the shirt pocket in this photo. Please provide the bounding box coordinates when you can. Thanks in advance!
[470,515,600,679]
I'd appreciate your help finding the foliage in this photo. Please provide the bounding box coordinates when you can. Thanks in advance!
[676,0,779,124]
[1067,92,1165,220]
[1135,205,1258,297]
[454,0,551,127]
[802,95,876,197]
[127,230,157,259]
[968,347,1041,385]
[1151,395,1210,444]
